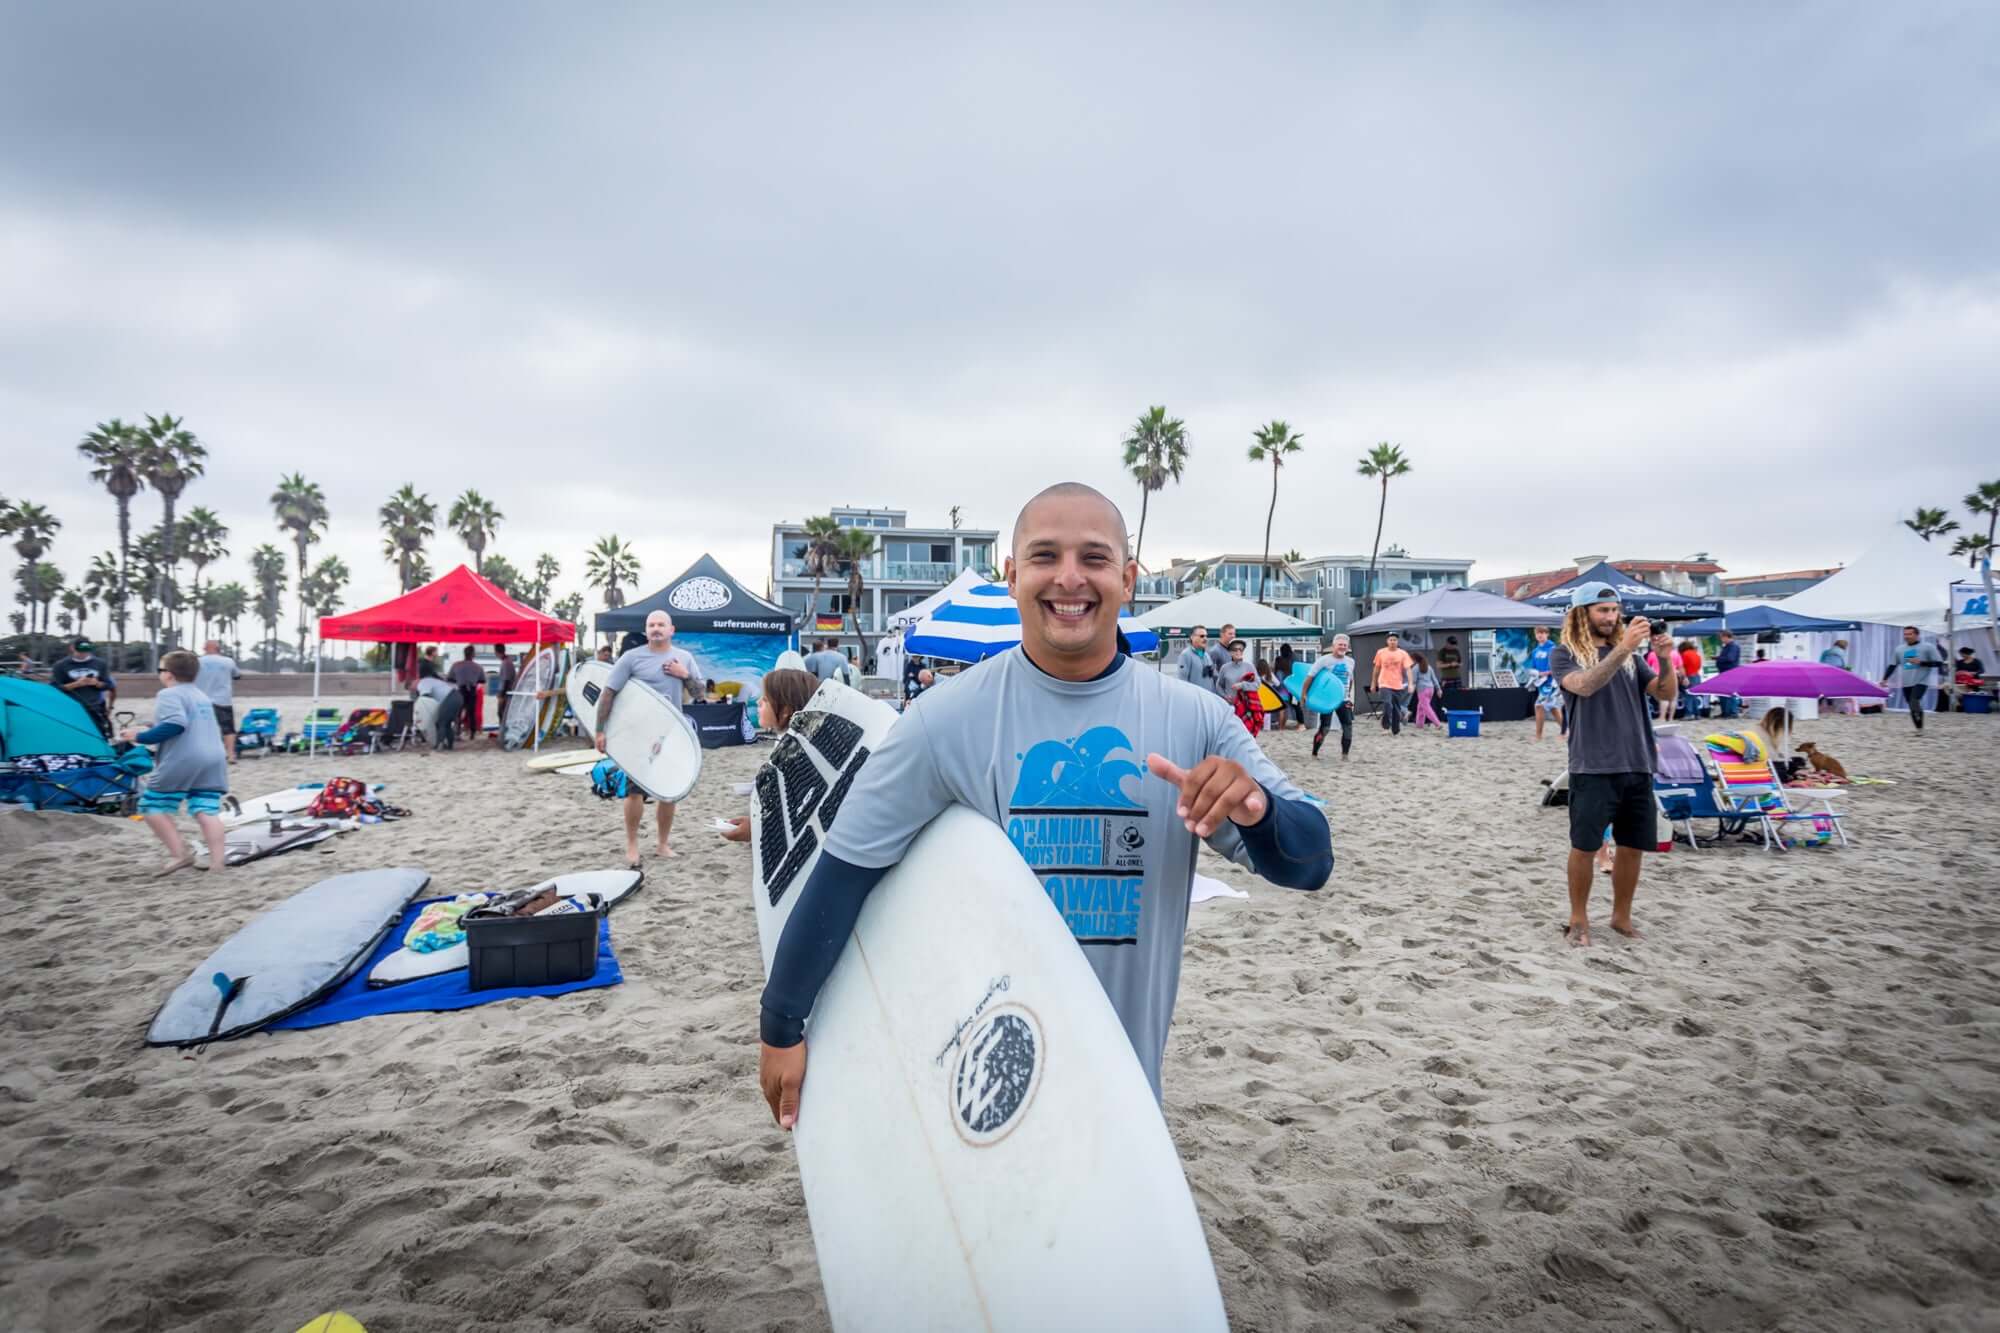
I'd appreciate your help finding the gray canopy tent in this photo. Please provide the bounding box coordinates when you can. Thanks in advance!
[1347,587,1563,721]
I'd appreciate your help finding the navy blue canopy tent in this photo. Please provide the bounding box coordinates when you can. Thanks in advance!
[1675,604,1860,635]
[1525,562,1724,620]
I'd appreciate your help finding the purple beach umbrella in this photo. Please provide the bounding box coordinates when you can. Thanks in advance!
[1690,661,1888,700]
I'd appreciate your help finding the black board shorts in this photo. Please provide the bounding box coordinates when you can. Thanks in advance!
[1567,772,1656,852]
[212,704,236,734]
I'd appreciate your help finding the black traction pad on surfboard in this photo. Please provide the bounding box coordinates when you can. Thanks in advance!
[815,745,870,831]
[794,711,864,770]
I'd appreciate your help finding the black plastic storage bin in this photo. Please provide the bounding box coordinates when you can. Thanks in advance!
[465,902,602,991]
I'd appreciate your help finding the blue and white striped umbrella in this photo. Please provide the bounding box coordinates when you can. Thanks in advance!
[903,581,1160,662]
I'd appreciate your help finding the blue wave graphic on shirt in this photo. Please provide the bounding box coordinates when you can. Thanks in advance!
[1009,725,1147,811]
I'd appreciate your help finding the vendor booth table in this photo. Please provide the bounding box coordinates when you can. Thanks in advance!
[1439,687,1534,723]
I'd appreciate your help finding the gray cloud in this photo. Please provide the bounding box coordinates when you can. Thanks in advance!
[4,3,1997,618]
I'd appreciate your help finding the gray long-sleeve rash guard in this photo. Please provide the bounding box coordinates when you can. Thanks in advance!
[760,647,1333,1098]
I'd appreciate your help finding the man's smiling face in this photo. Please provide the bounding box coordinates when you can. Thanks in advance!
[1006,486,1135,669]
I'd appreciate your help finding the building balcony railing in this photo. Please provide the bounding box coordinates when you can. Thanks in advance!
[882,560,957,583]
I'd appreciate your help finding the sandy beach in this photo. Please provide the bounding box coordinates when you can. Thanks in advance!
[1,694,1995,1332]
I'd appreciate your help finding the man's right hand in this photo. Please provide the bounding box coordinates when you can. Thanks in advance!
[760,1040,807,1129]
[1620,619,1652,653]
[593,731,608,753]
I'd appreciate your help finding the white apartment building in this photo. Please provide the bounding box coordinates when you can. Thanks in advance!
[770,507,999,657]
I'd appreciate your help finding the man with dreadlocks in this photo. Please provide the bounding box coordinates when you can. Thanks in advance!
[1549,581,1679,947]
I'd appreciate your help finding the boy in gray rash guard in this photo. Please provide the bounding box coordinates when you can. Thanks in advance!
[758,484,1332,1127]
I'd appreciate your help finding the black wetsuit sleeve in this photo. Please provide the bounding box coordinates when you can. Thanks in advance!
[1233,783,1333,891]
[759,852,892,1047]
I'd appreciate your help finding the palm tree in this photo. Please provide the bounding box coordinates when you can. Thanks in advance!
[76,418,147,650]
[1963,480,2000,661]
[799,515,842,631]
[1122,407,1191,574]
[1904,507,1959,541]
[250,543,289,670]
[85,552,121,645]
[271,473,328,663]
[1951,533,1994,569]
[553,591,585,628]
[834,526,878,668]
[207,581,249,652]
[449,490,504,575]
[135,414,206,658]
[378,484,437,592]
[1247,421,1304,602]
[530,553,561,609]
[300,556,350,658]
[61,588,90,646]
[585,536,641,610]
[178,505,229,645]
[22,563,65,644]
[131,527,167,644]
[1357,443,1413,615]
[482,555,524,599]
[3,502,60,643]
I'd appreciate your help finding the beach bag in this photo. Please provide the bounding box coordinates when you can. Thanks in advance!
[589,757,631,801]
[305,777,368,818]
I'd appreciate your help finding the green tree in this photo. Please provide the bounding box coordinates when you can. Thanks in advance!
[207,580,250,651]
[1963,480,2000,662]
[136,413,206,658]
[378,484,437,592]
[2,502,61,644]
[61,587,90,644]
[84,552,121,645]
[482,555,524,599]
[1122,406,1191,575]
[449,489,504,575]
[19,562,64,643]
[1951,533,1994,569]
[178,505,229,646]
[1247,421,1304,603]
[1357,443,1413,614]
[250,543,289,671]
[585,536,641,610]
[528,553,561,609]
[271,473,328,663]
[553,591,585,631]
[835,526,878,668]
[76,418,147,649]
[1904,507,1959,541]
[796,515,843,631]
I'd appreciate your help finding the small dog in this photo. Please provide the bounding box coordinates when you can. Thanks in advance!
[1797,742,1848,780]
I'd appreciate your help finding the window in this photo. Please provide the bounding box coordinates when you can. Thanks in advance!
[882,591,929,615]
[1349,569,1367,597]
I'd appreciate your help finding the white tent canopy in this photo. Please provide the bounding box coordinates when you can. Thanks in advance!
[1781,526,1968,630]
[1348,586,1561,634]
[884,568,990,635]
[1133,587,1320,636]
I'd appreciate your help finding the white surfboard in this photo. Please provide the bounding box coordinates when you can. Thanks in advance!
[774,649,808,673]
[750,681,1226,1331]
[367,868,643,987]
[503,647,564,750]
[225,788,316,826]
[568,659,703,802]
[524,748,605,772]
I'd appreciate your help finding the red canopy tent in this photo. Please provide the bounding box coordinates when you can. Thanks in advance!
[318,564,574,644]
[312,565,575,752]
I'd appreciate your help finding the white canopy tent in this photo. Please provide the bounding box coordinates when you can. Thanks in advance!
[1779,526,1984,711]
[1133,587,1321,672]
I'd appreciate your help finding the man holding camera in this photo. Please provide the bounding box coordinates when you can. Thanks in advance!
[1550,582,1678,947]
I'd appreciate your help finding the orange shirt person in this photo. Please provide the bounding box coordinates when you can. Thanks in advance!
[1370,633,1416,736]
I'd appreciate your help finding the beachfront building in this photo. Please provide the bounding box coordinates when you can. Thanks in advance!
[769,507,1000,664]
[1721,567,1839,599]
[1129,554,1322,627]
[1290,550,1476,632]
[1478,555,1726,602]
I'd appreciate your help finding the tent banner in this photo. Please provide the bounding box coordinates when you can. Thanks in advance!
[1953,582,1990,620]
[677,631,792,699]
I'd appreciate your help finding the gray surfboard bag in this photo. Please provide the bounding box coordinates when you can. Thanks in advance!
[146,867,431,1047]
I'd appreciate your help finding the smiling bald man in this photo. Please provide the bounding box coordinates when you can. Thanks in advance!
[757,482,1333,1129]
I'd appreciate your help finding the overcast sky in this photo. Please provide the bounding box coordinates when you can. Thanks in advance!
[5,2,1997,623]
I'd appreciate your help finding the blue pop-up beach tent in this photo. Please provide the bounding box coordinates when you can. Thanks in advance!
[1675,604,1860,635]
[0,677,114,760]
[1525,562,1724,620]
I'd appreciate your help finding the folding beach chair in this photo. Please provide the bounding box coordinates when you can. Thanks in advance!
[1653,732,1746,850]
[1702,731,1849,852]
[235,707,280,758]
[326,707,389,755]
[283,706,344,753]
[384,699,423,752]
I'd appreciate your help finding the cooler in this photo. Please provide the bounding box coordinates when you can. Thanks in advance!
[1446,709,1482,737]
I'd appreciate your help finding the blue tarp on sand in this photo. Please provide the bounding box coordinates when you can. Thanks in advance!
[268,897,622,1031]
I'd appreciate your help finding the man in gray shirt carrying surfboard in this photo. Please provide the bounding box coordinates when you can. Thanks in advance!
[595,609,702,863]
[758,483,1333,1127]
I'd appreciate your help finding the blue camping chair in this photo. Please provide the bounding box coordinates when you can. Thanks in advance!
[284,707,344,752]
[236,707,280,758]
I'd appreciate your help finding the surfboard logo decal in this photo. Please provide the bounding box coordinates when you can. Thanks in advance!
[949,1003,1043,1146]
[668,576,730,613]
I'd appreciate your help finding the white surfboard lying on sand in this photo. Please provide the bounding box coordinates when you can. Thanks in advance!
[226,788,316,826]
[366,868,643,987]
[567,659,702,802]
[200,818,340,867]
[524,748,605,772]
[749,681,1226,1332]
